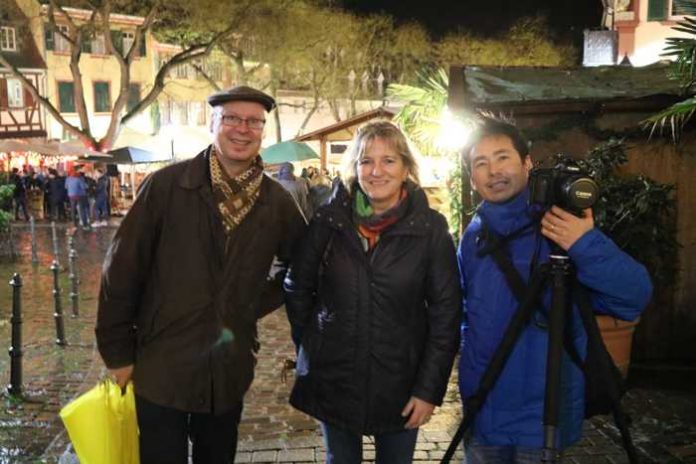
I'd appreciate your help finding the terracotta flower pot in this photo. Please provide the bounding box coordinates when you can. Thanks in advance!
[596,315,640,378]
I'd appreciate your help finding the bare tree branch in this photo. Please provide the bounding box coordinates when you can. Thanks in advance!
[98,0,131,149]
[121,23,237,126]
[191,63,221,91]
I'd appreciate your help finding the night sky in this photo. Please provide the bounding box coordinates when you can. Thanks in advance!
[342,0,603,40]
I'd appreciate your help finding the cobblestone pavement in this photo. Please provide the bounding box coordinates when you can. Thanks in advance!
[0,223,694,463]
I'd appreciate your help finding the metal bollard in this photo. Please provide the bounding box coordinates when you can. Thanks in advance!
[50,260,66,346]
[7,273,23,396]
[51,221,60,268]
[30,217,38,265]
[68,247,79,318]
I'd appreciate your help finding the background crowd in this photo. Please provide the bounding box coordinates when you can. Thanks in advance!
[9,165,110,230]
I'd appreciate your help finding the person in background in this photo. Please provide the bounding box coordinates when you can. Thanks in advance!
[456,116,652,463]
[308,169,333,212]
[91,168,110,227]
[276,162,312,220]
[46,169,67,221]
[65,167,90,230]
[284,121,461,463]
[83,171,97,224]
[10,168,29,221]
[96,85,305,464]
[299,167,312,192]
[37,167,51,218]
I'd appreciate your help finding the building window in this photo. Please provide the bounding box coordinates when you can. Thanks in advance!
[197,101,207,125]
[55,25,70,53]
[91,34,106,55]
[201,60,223,82]
[6,79,23,108]
[127,83,140,112]
[123,31,135,55]
[175,63,193,80]
[58,81,76,113]
[0,27,16,51]
[672,0,696,16]
[93,81,111,112]
[649,0,696,19]
[189,101,206,126]
[176,101,188,125]
[161,99,172,125]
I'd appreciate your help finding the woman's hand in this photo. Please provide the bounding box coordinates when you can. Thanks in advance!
[401,396,435,429]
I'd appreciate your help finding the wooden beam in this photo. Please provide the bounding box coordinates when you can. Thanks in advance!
[320,136,327,171]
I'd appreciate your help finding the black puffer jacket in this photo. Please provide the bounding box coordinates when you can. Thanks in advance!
[284,183,461,434]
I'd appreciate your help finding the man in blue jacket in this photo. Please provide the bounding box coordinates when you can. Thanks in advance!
[457,116,652,463]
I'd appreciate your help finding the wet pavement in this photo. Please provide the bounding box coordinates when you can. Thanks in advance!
[0,221,694,463]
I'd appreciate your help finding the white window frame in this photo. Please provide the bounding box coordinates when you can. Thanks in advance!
[0,27,16,51]
[55,25,70,53]
[7,78,23,108]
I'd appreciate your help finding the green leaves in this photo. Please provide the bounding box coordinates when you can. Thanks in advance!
[388,68,449,155]
[643,96,696,140]
[590,139,678,286]
[0,184,15,233]
[644,17,696,140]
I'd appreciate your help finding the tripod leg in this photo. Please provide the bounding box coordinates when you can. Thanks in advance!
[542,254,572,463]
[613,409,640,464]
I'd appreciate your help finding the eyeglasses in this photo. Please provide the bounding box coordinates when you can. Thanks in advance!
[218,114,266,130]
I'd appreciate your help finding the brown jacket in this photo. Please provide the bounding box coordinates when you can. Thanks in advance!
[96,148,305,414]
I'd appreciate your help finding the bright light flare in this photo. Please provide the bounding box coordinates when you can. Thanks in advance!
[435,109,472,152]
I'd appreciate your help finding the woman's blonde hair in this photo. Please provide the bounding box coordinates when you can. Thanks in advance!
[341,120,420,194]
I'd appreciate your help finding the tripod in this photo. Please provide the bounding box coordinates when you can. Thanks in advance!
[541,249,572,463]
[440,231,638,464]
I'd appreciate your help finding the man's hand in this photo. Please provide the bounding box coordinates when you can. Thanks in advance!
[401,396,436,429]
[541,206,594,251]
[109,364,134,389]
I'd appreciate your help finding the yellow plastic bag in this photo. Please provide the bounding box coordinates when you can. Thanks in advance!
[59,380,140,464]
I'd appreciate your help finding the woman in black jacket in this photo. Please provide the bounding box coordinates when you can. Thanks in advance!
[284,121,461,463]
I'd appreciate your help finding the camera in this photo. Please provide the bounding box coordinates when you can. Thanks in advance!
[528,154,599,214]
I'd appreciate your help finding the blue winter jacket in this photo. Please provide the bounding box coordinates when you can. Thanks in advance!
[457,190,652,449]
[65,175,87,198]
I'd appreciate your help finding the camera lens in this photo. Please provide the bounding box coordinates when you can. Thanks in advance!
[562,178,599,209]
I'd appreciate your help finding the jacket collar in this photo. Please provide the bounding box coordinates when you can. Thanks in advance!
[478,189,536,237]
[178,145,270,204]
[315,181,432,235]
[179,146,212,190]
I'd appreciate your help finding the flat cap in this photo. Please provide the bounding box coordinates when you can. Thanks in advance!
[207,85,276,112]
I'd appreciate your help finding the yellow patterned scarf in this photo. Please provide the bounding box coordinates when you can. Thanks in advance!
[209,146,264,234]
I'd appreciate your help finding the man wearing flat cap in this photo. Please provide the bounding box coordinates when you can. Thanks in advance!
[96,85,305,463]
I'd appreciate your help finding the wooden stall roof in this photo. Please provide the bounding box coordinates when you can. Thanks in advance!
[448,64,684,114]
[295,106,397,143]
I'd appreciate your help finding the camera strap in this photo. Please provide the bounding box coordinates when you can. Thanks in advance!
[478,221,586,367]
[441,223,550,463]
